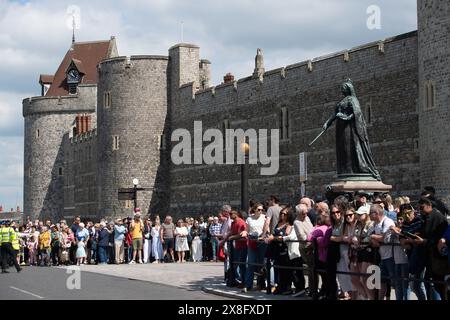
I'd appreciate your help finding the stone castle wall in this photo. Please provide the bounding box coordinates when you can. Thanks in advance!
[63,129,98,220]
[418,0,450,203]
[169,32,420,215]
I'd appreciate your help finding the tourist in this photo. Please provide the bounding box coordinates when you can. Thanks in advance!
[300,197,317,225]
[86,221,95,264]
[267,206,292,295]
[209,217,222,262]
[114,218,126,264]
[38,226,51,267]
[227,210,247,287]
[390,212,411,300]
[161,216,175,263]
[328,204,344,300]
[76,239,86,265]
[307,214,331,300]
[27,234,38,266]
[129,212,144,264]
[175,219,189,263]
[338,208,356,300]
[368,204,396,300]
[293,204,314,295]
[190,220,202,262]
[417,198,448,300]
[50,225,62,266]
[97,222,109,265]
[151,216,163,263]
[143,217,152,263]
[241,203,267,293]
[423,186,449,217]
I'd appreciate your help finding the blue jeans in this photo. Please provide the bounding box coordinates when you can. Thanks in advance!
[395,263,410,300]
[98,246,108,264]
[410,269,427,300]
[211,238,219,260]
[244,242,267,289]
[232,247,247,284]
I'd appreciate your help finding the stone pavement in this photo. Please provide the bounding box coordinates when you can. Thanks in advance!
[58,262,419,300]
[57,262,306,300]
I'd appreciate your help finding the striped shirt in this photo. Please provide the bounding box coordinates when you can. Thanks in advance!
[209,223,222,237]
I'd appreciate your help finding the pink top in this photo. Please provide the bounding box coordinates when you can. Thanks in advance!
[307,225,332,262]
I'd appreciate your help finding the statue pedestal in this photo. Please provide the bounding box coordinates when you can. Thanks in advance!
[325,174,392,194]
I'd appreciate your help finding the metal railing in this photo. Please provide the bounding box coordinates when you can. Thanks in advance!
[225,238,449,300]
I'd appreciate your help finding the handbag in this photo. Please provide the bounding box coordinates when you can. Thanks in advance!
[218,245,226,261]
[430,249,450,276]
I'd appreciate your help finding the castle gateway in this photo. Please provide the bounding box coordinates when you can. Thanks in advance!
[23,0,450,221]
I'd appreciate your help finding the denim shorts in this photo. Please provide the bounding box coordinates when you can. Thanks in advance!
[163,238,174,250]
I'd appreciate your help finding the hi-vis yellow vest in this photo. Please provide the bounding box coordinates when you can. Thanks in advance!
[0,226,13,245]
[11,231,20,250]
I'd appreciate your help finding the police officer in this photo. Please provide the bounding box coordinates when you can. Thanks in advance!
[1,220,22,273]
[0,221,4,265]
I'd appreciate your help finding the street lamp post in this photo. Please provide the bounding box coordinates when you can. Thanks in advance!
[132,178,139,210]
[240,143,249,212]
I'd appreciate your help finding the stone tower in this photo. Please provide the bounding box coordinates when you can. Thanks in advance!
[23,86,97,222]
[96,55,170,218]
[417,0,450,203]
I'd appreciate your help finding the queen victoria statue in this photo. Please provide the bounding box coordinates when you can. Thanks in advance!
[310,79,382,182]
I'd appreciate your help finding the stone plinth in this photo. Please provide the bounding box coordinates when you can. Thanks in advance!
[325,174,392,194]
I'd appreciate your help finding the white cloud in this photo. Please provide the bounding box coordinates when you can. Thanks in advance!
[0,0,418,211]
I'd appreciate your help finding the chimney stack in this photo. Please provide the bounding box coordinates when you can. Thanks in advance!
[223,73,234,84]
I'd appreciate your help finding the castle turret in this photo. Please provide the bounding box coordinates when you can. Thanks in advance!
[23,86,97,222]
[168,43,201,109]
[417,0,450,203]
[23,39,116,221]
[96,55,170,218]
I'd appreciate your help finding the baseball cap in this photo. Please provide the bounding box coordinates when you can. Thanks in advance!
[355,206,370,215]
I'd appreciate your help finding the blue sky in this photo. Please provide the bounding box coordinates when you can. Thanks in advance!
[0,0,417,212]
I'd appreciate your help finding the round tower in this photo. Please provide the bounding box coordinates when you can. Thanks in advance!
[417,0,450,203]
[23,86,96,221]
[97,56,170,218]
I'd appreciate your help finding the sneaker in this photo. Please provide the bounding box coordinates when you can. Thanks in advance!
[241,288,248,293]
[138,260,143,264]
[17,268,23,273]
[128,261,136,264]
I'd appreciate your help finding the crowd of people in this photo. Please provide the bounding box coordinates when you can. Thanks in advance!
[1,187,449,300]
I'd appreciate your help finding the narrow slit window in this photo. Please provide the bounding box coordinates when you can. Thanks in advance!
[113,135,120,150]
[280,107,289,140]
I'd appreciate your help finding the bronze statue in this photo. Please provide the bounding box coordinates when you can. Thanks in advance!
[310,79,381,181]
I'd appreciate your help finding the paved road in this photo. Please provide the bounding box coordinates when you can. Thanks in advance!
[0,266,229,300]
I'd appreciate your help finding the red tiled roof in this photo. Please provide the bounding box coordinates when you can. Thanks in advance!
[45,40,113,96]
[39,74,54,84]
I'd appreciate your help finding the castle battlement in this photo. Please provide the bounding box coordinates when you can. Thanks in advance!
[173,31,418,120]
[22,84,97,117]
[98,55,169,70]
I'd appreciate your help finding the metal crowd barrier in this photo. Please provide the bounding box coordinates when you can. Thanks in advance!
[225,239,449,300]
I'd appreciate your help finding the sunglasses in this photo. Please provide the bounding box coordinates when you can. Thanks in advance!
[332,210,341,214]
[256,208,263,211]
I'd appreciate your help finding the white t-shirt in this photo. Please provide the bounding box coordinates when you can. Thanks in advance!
[246,214,266,237]
[372,216,395,260]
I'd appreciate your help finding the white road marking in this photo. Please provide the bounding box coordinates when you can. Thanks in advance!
[9,286,44,299]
